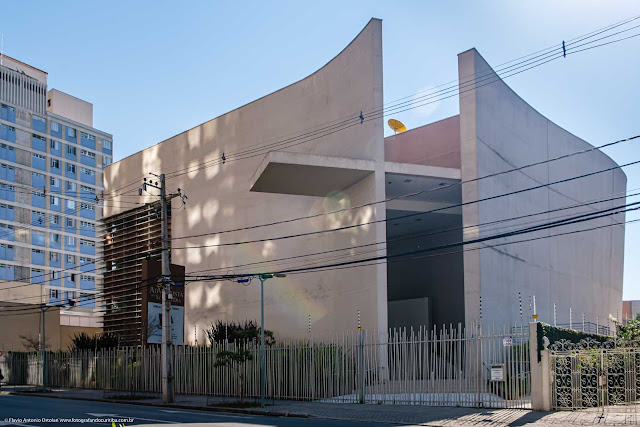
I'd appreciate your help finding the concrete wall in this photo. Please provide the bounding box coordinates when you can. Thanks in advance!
[47,89,93,127]
[459,49,625,327]
[105,19,386,340]
[0,303,60,351]
[385,116,461,169]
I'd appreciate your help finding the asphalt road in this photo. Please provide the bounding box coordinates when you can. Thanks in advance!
[0,394,390,426]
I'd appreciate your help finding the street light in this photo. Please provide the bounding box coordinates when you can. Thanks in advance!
[238,273,286,408]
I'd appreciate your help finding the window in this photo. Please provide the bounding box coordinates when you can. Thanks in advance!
[50,140,61,151]
[80,256,91,263]
[66,255,76,264]
[66,236,76,246]
[102,140,112,150]
[81,167,95,176]
[80,204,95,211]
[66,145,76,155]
[69,274,76,282]
[32,190,45,198]
[80,220,95,228]
[50,121,61,133]
[50,233,60,243]
[67,127,76,138]
[33,153,45,160]
[80,149,95,159]
[50,195,60,206]
[49,289,59,299]
[32,249,44,255]
[66,218,75,227]
[51,159,60,169]
[33,134,45,141]
[66,200,76,210]
[50,215,60,225]
[66,181,77,192]
[50,176,60,187]
[33,116,46,132]
[81,186,95,195]
[81,132,95,141]
[32,172,45,180]
[66,164,76,174]
[50,252,60,262]
[80,275,95,282]
[80,239,95,247]
[52,271,61,280]
[103,157,112,167]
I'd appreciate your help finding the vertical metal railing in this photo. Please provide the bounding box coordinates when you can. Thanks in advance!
[1,323,530,408]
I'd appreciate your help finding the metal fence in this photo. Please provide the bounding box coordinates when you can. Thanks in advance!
[551,340,640,410]
[1,323,531,408]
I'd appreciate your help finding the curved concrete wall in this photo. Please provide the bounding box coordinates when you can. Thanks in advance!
[458,49,625,327]
[104,19,387,341]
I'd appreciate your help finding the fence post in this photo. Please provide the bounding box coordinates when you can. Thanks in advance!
[529,322,552,411]
[358,328,365,404]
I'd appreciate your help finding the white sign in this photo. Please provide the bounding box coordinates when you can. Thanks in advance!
[490,364,505,381]
[147,302,184,345]
[503,337,513,347]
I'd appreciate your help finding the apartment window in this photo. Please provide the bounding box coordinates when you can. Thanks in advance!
[66,164,76,174]
[49,289,59,299]
[80,220,95,228]
[50,195,60,206]
[51,159,60,169]
[69,274,76,282]
[66,236,76,246]
[33,134,45,142]
[51,233,60,243]
[50,176,60,187]
[66,181,77,192]
[50,121,61,133]
[66,200,76,210]
[80,256,91,263]
[50,215,60,225]
[32,116,46,132]
[32,172,45,181]
[81,185,95,194]
[66,255,76,264]
[80,149,96,159]
[50,252,60,262]
[103,157,112,167]
[33,153,45,160]
[81,132,95,141]
[66,145,76,155]
[67,127,76,139]
[80,239,95,247]
[102,140,112,150]
[80,204,95,211]
[52,271,61,280]
[80,275,95,282]
[32,249,44,255]
[50,140,61,151]
[66,218,75,227]
[81,167,95,176]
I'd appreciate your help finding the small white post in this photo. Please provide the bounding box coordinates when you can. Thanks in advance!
[553,303,557,327]
[569,308,573,330]
[533,295,537,322]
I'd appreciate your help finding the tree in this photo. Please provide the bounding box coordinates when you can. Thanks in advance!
[618,314,640,341]
[205,320,273,403]
[19,335,48,351]
[70,332,119,351]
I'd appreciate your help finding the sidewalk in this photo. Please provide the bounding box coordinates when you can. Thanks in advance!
[2,385,638,426]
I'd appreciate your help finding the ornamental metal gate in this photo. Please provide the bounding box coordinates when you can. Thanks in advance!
[550,339,640,410]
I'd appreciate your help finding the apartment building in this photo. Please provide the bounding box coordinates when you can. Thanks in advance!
[0,55,112,343]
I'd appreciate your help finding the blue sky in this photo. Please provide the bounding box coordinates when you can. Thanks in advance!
[1,1,639,297]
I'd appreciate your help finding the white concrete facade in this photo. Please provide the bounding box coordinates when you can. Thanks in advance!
[104,19,625,341]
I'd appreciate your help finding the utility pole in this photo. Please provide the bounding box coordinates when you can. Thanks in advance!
[142,174,186,404]
[41,305,46,392]
[159,173,174,404]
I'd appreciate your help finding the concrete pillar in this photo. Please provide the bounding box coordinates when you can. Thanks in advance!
[529,322,552,411]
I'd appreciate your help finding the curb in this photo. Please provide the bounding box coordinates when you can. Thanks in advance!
[8,391,310,419]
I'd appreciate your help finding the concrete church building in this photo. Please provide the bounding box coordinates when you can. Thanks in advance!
[104,19,625,342]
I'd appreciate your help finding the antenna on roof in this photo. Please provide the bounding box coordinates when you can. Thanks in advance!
[387,119,407,135]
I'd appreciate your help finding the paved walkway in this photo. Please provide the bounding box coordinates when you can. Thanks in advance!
[1,385,638,425]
